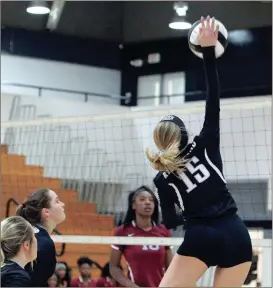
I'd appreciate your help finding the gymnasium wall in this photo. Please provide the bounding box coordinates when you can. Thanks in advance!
[120,26,272,106]
[1,54,121,103]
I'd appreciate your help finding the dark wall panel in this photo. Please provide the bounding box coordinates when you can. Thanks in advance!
[1,27,121,70]
[120,26,272,106]
[2,26,271,107]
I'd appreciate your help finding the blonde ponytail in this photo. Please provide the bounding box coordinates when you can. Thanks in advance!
[146,141,188,173]
[145,121,189,173]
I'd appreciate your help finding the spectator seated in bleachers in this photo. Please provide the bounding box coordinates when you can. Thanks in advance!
[55,262,71,287]
[48,273,58,287]
[71,257,97,287]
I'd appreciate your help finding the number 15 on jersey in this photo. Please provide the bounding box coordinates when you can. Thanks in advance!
[178,156,210,193]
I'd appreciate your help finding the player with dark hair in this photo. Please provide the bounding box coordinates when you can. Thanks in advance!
[16,188,66,287]
[96,262,117,287]
[146,16,252,287]
[109,185,173,287]
[71,257,97,287]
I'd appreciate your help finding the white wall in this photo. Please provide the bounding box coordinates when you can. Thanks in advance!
[1,54,121,102]
[137,72,186,107]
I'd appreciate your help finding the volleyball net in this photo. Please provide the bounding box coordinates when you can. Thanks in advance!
[1,95,271,286]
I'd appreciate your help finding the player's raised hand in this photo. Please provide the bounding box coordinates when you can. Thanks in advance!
[199,16,219,47]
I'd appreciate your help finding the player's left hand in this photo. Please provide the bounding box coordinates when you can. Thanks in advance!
[199,16,219,47]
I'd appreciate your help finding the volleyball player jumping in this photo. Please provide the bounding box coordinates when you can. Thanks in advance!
[146,16,252,287]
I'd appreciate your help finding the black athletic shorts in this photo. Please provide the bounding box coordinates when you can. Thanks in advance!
[177,213,253,268]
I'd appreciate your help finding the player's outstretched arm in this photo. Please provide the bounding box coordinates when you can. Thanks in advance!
[199,16,221,145]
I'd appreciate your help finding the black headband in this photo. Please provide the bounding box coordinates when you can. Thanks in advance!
[159,115,189,150]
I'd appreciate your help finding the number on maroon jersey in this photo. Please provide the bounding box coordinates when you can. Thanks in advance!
[142,245,160,251]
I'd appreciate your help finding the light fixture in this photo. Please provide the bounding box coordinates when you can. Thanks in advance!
[26,0,50,15]
[228,30,253,45]
[169,2,192,30]
[169,19,192,30]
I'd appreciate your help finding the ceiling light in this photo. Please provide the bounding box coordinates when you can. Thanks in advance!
[169,18,192,30]
[229,30,253,45]
[27,0,50,15]
[169,2,192,30]
[175,2,188,17]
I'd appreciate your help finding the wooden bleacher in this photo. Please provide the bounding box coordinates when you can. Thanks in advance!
[1,144,115,280]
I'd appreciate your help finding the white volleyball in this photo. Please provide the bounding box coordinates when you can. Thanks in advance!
[188,19,228,59]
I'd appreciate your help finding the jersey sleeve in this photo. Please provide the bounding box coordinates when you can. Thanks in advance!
[154,174,185,230]
[111,225,126,251]
[199,46,220,147]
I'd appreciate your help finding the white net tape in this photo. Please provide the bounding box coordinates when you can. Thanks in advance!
[51,235,271,247]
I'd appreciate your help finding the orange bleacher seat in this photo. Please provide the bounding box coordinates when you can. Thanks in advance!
[1,145,116,277]
[1,174,62,189]
[1,145,8,154]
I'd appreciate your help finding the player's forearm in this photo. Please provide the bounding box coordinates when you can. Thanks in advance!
[110,266,139,288]
[202,46,220,124]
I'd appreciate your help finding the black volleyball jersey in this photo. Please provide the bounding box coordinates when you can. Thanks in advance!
[1,260,31,287]
[25,225,57,287]
[154,47,237,230]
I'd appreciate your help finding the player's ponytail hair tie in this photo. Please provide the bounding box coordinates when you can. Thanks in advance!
[159,149,166,155]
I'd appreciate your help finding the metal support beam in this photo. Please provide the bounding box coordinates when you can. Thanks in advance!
[46,0,66,31]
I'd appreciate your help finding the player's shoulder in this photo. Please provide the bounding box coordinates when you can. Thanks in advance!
[33,225,55,251]
[154,171,163,182]
[1,261,31,286]
[183,136,205,159]
[114,224,135,236]
[188,136,203,152]
[153,172,168,187]
[154,224,172,236]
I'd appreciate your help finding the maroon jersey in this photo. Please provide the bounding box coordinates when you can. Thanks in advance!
[111,221,172,287]
[70,277,96,287]
[96,277,115,287]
